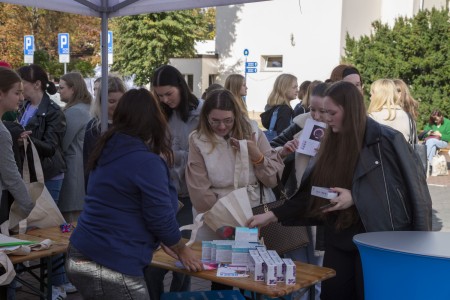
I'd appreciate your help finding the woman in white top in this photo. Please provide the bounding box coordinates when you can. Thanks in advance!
[368,79,411,143]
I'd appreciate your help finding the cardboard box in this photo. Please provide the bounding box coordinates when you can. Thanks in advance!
[282,258,296,285]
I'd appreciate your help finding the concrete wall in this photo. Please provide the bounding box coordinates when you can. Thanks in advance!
[216,0,343,112]
[212,0,447,112]
[169,56,219,98]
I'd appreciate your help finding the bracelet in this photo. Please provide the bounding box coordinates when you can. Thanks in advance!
[252,154,264,165]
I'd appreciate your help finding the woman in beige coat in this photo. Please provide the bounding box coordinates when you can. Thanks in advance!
[186,89,284,240]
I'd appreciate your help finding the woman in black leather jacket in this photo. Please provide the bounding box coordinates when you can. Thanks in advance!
[248,81,432,300]
[17,64,69,297]
[17,65,66,199]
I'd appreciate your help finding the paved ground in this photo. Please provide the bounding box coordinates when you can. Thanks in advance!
[15,155,450,299]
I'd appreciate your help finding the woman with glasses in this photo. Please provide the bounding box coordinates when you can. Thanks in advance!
[186,89,283,290]
[186,89,283,240]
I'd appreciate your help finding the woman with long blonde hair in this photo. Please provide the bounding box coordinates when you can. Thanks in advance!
[224,74,248,114]
[260,73,297,137]
[58,72,92,221]
[368,79,410,143]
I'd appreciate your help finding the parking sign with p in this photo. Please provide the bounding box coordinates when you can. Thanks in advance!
[24,35,34,63]
[58,33,70,63]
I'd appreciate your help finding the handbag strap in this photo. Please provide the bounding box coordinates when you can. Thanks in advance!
[22,138,45,184]
[268,108,279,132]
[258,174,286,206]
[406,112,418,146]
[233,139,250,189]
[179,213,204,247]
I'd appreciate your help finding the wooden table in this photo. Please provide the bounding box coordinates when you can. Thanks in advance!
[2,227,72,300]
[150,242,335,299]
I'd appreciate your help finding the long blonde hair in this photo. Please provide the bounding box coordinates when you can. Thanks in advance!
[224,74,248,115]
[394,79,419,120]
[90,75,127,130]
[267,74,297,106]
[61,72,92,110]
[367,79,398,121]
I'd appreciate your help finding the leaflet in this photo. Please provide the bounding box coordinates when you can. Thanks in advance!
[296,118,327,156]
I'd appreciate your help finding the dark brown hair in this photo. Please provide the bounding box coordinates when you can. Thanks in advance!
[87,88,173,171]
[151,65,199,122]
[0,67,21,93]
[310,81,367,230]
[17,64,57,95]
[429,109,444,126]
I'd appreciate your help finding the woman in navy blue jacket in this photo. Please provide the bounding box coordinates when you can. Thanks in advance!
[66,88,203,300]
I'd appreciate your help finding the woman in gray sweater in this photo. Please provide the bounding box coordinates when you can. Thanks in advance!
[0,67,33,225]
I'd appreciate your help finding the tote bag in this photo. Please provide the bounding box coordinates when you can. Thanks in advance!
[181,140,257,246]
[3,138,65,234]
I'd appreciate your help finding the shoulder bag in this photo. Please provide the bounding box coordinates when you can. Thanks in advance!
[407,113,427,175]
[252,177,309,255]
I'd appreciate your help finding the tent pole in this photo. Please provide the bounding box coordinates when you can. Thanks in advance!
[100,0,109,133]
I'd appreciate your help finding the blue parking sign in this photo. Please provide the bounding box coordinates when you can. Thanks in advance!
[24,35,34,55]
[58,33,70,55]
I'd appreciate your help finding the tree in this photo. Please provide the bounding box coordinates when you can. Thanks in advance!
[111,9,213,85]
[344,8,450,129]
[0,4,100,77]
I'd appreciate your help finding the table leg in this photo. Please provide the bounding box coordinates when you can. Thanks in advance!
[46,257,53,300]
[309,284,315,300]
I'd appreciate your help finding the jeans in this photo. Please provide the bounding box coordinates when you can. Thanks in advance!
[284,227,324,300]
[144,267,190,300]
[426,138,448,162]
[66,244,149,300]
[44,179,67,286]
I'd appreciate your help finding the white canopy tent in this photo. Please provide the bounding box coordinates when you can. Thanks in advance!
[3,0,268,130]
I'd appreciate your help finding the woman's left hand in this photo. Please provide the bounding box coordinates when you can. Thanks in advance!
[321,187,354,213]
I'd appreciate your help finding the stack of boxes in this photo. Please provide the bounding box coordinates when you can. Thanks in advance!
[201,227,297,286]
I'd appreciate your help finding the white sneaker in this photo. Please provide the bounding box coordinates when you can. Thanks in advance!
[59,282,77,294]
[52,286,66,300]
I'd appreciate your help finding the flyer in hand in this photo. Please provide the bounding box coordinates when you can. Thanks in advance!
[296,118,327,156]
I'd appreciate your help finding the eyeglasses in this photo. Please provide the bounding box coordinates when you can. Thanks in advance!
[208,117,234,127]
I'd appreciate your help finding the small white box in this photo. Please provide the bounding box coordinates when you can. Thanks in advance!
[268,251,285,282]
[282,258,296,285]
[249,253,265,281]
[214,241,235,263]
[235,227,259,242]
[202,241,212,261]
[311,186,338,199]
[262,258,277,286]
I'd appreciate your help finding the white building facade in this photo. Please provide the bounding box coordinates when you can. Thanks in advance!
[173,0,446,112]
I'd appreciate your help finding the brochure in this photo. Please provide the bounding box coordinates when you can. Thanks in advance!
[296,118,327,156]
[216,263,249,277]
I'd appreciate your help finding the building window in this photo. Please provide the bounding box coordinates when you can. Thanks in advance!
[184,74,194,91]
[209,74,218,86]
[262,55,283,71]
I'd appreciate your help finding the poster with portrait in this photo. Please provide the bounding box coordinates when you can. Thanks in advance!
[296,119,327,156]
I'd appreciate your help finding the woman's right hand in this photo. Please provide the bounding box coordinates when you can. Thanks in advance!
[246,211,278,229]
[177,246,204,273]
[279,139,299,158]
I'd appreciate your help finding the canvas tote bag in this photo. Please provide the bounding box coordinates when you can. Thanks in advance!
[181,140,256,246]
[2,138,65,234]
[0,252,15,286]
